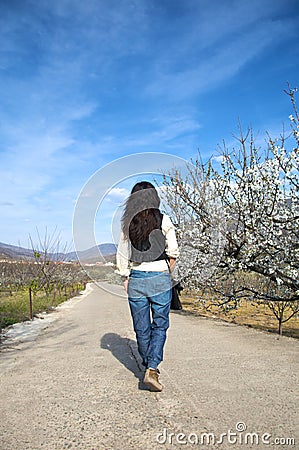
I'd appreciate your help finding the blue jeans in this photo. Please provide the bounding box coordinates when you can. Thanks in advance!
[128,270,172,370]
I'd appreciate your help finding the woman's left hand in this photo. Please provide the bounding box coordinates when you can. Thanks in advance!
[123,279,129,293]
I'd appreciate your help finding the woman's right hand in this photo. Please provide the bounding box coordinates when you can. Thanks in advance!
[168,257,176,272]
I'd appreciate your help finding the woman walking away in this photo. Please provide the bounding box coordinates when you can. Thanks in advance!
[116,181,179,392]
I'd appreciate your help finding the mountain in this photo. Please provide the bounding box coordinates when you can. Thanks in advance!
[0,242,117,263]
[0,242,35,259]
[66,244,117,263]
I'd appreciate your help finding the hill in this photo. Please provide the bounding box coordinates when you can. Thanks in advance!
[66,244,117,263]
[0,242,35,259]
[0,242,117,263]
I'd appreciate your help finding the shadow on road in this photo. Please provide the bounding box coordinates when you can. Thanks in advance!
[100,333,148,390]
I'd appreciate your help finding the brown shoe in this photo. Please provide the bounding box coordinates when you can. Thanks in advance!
[143,368,163,392]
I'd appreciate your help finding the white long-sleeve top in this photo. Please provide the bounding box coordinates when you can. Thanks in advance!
[116,214,179,277]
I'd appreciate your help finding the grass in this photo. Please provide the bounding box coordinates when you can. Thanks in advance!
[0,264,118,333]
[0,284,85,331]
[180,294,299,339]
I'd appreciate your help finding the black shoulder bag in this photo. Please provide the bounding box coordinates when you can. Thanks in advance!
[170,279,183,310]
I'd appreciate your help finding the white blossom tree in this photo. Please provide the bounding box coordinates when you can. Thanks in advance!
[161,86,299,335]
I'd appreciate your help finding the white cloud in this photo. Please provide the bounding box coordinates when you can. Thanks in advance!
[106,187,130,202]
[212,155,225,163]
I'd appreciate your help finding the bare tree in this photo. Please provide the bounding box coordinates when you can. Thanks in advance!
[27,227,69,296]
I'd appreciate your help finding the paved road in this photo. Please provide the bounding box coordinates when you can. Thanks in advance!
[0,283,298,449]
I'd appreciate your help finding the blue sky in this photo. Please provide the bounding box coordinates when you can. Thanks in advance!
[1,0,299,250]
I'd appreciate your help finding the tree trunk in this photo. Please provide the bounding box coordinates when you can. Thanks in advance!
[29,287,33,320]
[278,318,283,336]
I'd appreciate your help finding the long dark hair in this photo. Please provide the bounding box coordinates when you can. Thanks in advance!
[122,181,162,246]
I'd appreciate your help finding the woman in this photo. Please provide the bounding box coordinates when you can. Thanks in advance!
[116,181,179,392]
